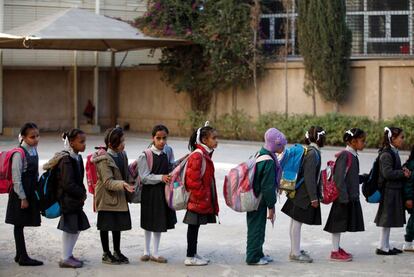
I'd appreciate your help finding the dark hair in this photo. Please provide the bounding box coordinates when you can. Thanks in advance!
[304,126,326,147]
[188,126,216,151]
[104,127,124,150]
[382,127,403,149]
[19,122,38,144]
[343,128,366,143]
[151,124,169,137]
[62,129,85,142]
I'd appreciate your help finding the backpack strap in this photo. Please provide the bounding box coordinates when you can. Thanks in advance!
[255,154,272,163]
[144,148,153,171]
[193,149,206,177]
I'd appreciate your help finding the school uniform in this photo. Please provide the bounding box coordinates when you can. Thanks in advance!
[282,144,322,225]
[139,145,177,232]
[93,149,132,231]
[54,151,90,234]
[6,142,41,227]
[246,147,277,264]
[403,159,414,242]
[375,146,406,228]
[324,147,365,233]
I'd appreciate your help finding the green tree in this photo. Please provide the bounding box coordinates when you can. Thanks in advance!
[136,0,264,115]
[297,0,352,113]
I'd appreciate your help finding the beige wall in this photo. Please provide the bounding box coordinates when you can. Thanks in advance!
[3,59,414,133]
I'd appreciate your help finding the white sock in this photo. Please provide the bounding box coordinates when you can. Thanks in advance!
[379,227,391,251]
[405,241,412,247]
[152,232,161,258]
[62,232,80,260]
[144,230,152,256]
[290,219,302,256]
[332,233,341,252]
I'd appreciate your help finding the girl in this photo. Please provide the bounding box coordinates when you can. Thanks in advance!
[43,129,90,268]
[138,125,177,264]
[246,128,286,266]
[184,122,219,266]
[92,127,135,264]
[375,127,411,255]
[281,126,325,263]
[403,145,414,252]
[324,128,366,262]
[5,122,43,266]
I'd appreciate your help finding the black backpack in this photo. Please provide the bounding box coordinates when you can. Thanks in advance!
[362,149,396,203]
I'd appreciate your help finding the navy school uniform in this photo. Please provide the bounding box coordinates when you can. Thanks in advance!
[324,148,365,233]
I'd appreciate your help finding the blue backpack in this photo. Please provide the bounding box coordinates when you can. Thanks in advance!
[280,144,320,192]
[37,169,61,218]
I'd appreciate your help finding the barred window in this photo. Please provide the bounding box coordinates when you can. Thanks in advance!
[260,0,414,58]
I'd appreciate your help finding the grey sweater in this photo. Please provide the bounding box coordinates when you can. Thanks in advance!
[11,142,38,200]
[334,148,360,203]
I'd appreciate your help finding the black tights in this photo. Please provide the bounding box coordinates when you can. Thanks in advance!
[100,231,121,253]
[187,225,200,257]
[14,226,28,258]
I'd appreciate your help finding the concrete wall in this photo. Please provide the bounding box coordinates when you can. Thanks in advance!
[3,59,414,133]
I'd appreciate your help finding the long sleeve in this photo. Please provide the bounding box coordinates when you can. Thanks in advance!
[59,157,85,199]
[11,152,26,200]
[96,159,125,191]
[333,152,349,203]
[404,161,414,200]
[137,153,162,185]
[379,152,404,186]
[185,152,203,191]
[258,160,277,209]
[303,151,318,202]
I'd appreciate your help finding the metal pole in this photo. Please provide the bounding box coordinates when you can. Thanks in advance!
[74,51,78,128]
[94,0,100,126]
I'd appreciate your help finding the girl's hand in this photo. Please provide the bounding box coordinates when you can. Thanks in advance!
[162,175,171,184]
[21,199,29,209]
[123,183,135,193]
[311,200,319,208]
[403,168,411,178]
[406,200,413,209]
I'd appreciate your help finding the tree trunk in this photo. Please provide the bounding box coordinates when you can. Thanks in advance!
[232,86,237,114]
[312,91,316,116]
[333,102,339,113]
[214,91,218,122]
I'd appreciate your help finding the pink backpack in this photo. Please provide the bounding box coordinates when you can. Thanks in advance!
[223,154,273,212]
[0,147,26,194]
[85,147,106,195]
[320,151,353,204]
[128,149,153,203]
[165,149,205,211]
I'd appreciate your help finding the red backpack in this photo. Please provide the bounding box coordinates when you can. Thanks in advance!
[0,148,26,194]
[320,151,353,204]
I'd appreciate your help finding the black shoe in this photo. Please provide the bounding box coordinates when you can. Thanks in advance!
[14,255,19,263]
[376,248,397,255]
[113,252,129,264]
[390,248,403,254]
[18,256,44,266]
[102,252,120,265]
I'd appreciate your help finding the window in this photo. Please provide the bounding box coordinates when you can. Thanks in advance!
[260,0,414,57]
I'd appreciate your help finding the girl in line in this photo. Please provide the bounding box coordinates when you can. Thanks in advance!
[5,122,43,266]
[281,126,325,263]
[92,127,135,264]
[138,125,177,263]
[375,127,411,255]
[42,129,90,268]
[184,122,219,266]
[246,128,286,265]
[402,145,414,252]
[324,128,366,261]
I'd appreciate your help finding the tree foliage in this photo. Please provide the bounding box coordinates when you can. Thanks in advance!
[297,0,352,104]
[136,0,264,113]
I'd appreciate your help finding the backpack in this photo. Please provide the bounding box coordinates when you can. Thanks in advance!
[37,169,61,218]
[128,148,153,204]
[279,144,310,192]
[0,147,26,194]
[85,146,106,195]
[320,151,353,204]
[362,149,396,203]
[36,151,70,219]
[223,153,273,212]
[165,149,206,211]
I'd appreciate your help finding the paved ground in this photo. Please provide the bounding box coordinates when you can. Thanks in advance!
[0,132,413,276]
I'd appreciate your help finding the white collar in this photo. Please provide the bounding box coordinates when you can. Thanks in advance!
[390,144,399,153]
[345,145,358,157]
[309,142,320,150]
[150,144,164,156]
[68,148,80,160]
[199,143,213,153]
[21,141,37,155]
[107,148,118,157]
